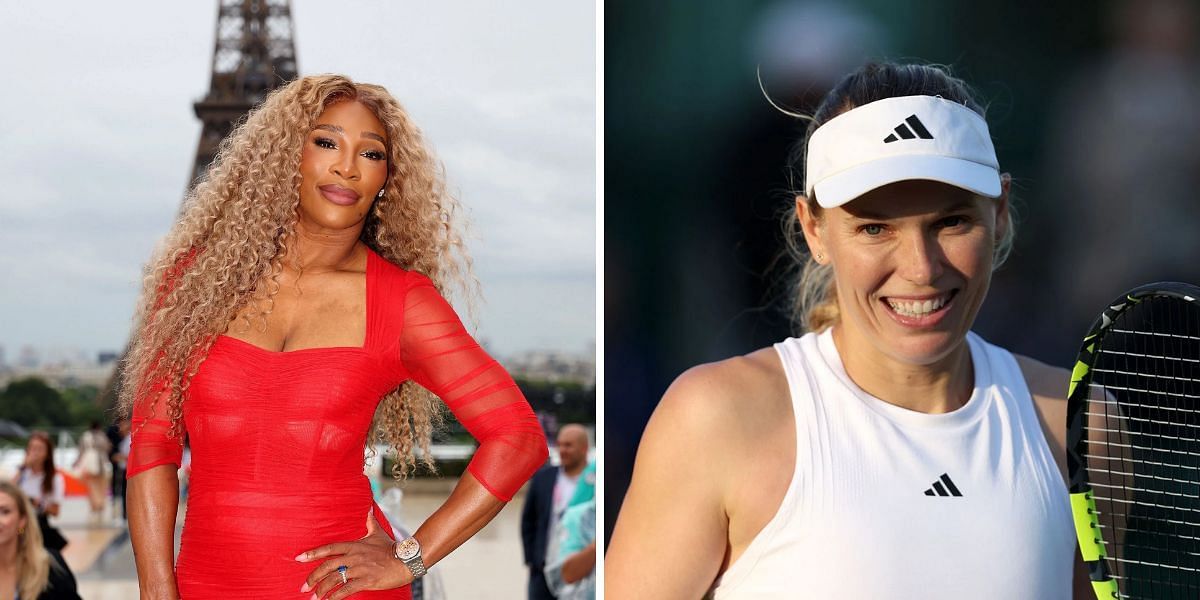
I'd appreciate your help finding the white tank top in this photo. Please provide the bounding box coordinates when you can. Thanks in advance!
[711,329,1074,599]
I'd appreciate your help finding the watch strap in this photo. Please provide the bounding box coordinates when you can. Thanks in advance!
[404,554,427,579]
[392,538,427,579]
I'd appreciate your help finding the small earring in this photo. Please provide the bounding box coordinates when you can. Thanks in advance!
[376,188,385,199]
[814,253,824,262]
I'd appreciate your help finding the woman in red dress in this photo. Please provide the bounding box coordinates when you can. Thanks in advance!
[122,75,548,599]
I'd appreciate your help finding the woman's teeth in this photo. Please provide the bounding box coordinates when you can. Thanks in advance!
[887,295,948,317]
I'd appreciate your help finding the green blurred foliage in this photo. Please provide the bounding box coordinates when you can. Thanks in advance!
[516,378,596,425]
[438,377,595,435]
[0,378,69,427]
[0,377,105,428]
[62,384,104,426]
[405,376,594,477]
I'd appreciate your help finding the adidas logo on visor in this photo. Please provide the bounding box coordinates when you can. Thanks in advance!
[883,114,934,143]
[803,95,1001,208]
[923,473,962,497]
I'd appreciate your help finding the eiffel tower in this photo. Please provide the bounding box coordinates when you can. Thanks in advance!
[192,0,299,181]
[100,0,299,412]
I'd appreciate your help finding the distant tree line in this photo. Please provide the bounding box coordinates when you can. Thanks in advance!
[0,377,107,430]
[436,377,594,437]
[5,374,594,439]
[395,377,595,478]
[517,378,595,425]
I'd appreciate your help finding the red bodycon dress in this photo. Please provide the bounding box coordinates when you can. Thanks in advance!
[127,248,549,599]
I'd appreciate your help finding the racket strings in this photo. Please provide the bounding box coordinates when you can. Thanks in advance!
[1087,295,1200,599]
[1102,524,1200,546]
[1099,349,1200,365]
[1087,411,1200,432]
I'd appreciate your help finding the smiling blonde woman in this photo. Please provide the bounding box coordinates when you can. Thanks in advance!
[606,62,1091,599]
[0,481,80,600]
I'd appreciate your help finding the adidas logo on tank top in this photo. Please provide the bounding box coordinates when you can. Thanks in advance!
[923,473,963,497]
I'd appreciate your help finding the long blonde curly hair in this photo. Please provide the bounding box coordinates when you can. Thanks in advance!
[117,74,473,478]
[0,481,50,600]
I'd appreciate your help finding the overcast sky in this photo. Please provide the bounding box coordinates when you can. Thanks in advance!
[0,1,596,361]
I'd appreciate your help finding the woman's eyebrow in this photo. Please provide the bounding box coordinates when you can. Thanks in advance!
[843,201,979,223]
[844,209,889,221]
[313,123,385,143]
[938,199,979,213]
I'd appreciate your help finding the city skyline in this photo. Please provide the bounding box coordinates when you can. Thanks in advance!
[0,2,596,358]
[0,339,596,369]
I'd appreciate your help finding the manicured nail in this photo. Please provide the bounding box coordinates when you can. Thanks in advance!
[300,582,310,593]
[295,553,307,561]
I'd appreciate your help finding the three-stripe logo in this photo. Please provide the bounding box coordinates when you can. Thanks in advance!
[923,473,962,497]
[884,114,934,143]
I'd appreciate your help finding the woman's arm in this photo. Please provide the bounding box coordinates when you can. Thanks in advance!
[395,276,547,552]
[42,472,66,517]
[301,274,547,599]
[399,276,549,500]
[125,384,186,600]
[299,473,506,599]
[606,364,745,598]
[128,466,180,600]
[409,471,505,566]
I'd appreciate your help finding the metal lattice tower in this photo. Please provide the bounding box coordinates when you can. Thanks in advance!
[191,0,299,181]
[99,1,299,414]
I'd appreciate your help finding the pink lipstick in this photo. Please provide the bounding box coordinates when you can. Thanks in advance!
[319,184,359,206]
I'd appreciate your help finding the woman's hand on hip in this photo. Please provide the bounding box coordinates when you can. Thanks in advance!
[296,510,412,599]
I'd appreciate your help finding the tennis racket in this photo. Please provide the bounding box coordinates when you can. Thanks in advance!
[1067,282,1200,599]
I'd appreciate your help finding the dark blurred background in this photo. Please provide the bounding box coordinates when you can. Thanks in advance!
[605,0,1200,541]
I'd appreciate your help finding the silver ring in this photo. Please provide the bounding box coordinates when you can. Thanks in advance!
[338,565,348,584]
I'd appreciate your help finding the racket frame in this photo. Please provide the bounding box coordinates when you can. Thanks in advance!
[1066,281,1200,600]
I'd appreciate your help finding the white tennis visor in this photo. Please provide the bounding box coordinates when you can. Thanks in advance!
[804,95,1001,208]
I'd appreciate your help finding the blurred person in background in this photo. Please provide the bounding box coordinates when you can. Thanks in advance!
[607,62,1089,598]
[521,424,589,600]
[106,418,129,521]
[122,74,546,600]
[110,418,131,522]
[73,420,110,526]
[0,481,80,600]
[13,432,68,556]
[543,461,595,600]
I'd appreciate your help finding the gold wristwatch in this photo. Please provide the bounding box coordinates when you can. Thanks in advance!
[393,537,427,579]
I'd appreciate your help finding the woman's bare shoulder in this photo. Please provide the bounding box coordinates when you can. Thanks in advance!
[609,347,791,597]
[1014,353,1069,403]
[1013,353,1071,476]
[649,348,791,453]
[672,347,785,392]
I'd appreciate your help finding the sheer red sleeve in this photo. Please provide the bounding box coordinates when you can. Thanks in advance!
[126,377,185,479]
[400,274,548,501]
[126,247,197,480]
